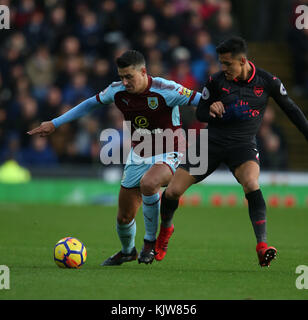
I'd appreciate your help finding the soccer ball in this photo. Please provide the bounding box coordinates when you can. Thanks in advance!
[54,237,87,268]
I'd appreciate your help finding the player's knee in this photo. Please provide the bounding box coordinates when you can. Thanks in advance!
[117,214,134,225]
[140,176,160,195]
[117,208,135,225]
[165,186,183,200]
[241,178,259,193]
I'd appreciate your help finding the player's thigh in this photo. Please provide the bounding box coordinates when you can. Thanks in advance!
[165,167,197,200]
[180,138,223,183]
[117,186,142,224]
[225,144,261,193]
[140,163,173,195]
[233,160,260,193]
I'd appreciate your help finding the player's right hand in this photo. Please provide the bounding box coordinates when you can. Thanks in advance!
[209,101,225,118]
[27,121,56,137]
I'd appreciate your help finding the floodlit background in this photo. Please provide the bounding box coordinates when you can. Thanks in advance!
[0,0,307,207]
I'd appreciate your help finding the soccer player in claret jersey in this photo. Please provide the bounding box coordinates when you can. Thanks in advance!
[156,37,308,267]
[28,50,201,266]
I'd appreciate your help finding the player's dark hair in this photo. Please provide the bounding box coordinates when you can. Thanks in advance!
[216,36,247,57]
[116,50,146,68]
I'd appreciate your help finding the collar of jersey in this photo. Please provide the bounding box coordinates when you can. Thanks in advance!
[233,61,256,83]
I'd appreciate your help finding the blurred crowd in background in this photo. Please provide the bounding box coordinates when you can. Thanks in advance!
[0,0,306,172]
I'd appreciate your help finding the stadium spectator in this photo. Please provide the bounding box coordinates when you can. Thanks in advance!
[191,29,217,85]
[168,47,199,90]
[73,116,101,164]
[20,135,58,167]
[157,1,183,37]
[75,10,101,59]
[23,10,48,50]
[40,86,63,120]
[48,105,76,164]
[0,133,22,165]
[211,10,236,44]
[123,0,148,40]
[89,58,117,94]
[200,0,220,20]
[62,71,94,105]
[25,45,55,101]
[14,0,36,29]
[46,6,71,54]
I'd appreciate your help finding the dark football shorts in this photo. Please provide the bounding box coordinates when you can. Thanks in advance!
[179,138,260,183]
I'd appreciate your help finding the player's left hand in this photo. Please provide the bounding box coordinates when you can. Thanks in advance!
[209,101,225,118]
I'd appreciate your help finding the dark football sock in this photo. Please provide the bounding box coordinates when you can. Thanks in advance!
[245,189,267,244]
[160,190,179,228]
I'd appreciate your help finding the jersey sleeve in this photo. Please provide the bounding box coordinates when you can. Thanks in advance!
[195,75,218,122]
[96,82,120,105]
[268,76,308,140]
[51,81,122,128]
[51,95,100,128]
[153,78,200,107]
[173,85,201,106]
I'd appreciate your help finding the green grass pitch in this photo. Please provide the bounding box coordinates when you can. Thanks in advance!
[1,203,308,300]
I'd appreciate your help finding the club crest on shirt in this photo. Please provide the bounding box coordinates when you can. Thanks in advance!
[254,86,264,97]
[147,97,159,110]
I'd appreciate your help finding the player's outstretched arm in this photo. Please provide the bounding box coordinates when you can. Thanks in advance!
[27,95,101,136]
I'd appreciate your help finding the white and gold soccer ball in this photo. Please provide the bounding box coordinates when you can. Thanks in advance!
[54,237,87,268]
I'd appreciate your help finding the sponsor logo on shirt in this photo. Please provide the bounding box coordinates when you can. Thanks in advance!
[179,86,193,98]
[201,86,210,100]
[280,83,287,95]
[134,116,149,128]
